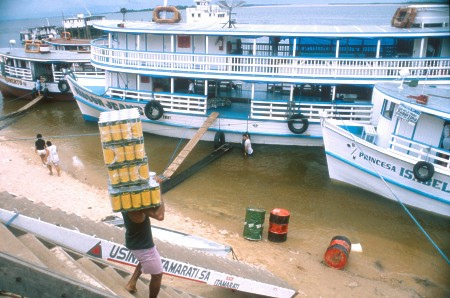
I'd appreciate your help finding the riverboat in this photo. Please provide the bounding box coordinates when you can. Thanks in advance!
[0,39,104,101]
[67,2,449,146]
[321,82,450,217]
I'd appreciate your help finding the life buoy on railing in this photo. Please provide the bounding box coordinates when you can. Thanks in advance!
[413,161,434,182]
[214,131,225,149]
[391,7,417,28]
[152,6,181,24]
[57,80,70,93]
[288,113,309,134]
[144,100,164,120]
[61,31,71,40]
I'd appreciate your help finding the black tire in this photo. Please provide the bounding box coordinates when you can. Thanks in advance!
[288,113,309,134]
[58,80,70,93]
[413,161,434,182]
[144,100,164,120]
[214,131,225,149]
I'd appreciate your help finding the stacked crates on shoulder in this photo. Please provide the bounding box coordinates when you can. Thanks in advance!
[99,108,161,212]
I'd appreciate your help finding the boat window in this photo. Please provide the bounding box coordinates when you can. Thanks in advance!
[381,99,396,120]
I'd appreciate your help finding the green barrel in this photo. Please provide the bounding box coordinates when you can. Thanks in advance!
[243,207,266,241]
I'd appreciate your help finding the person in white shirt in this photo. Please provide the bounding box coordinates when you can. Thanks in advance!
[243,133,253,157]
[45,141,61,176]
[188,81,195,94]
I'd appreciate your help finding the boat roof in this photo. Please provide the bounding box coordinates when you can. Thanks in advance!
[93,20,450,39]
[0,47,90,62]
[375,83,450,119]
[45,38,92,46]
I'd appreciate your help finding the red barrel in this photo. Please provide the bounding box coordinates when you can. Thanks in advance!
[323,236,351,269]
[268,208,290,242]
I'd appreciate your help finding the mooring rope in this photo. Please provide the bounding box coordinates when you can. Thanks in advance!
[327,103,449,264]
[0,91,34,108]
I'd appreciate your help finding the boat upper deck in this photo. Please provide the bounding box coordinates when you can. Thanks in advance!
[94,19,450,38]
[0,47,91,62]
[376,83,450,118]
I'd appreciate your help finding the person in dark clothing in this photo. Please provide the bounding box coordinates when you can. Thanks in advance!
[35,133,46,166]
[123,200,165,298]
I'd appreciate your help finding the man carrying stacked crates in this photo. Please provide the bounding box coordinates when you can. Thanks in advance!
[98,108,164,297]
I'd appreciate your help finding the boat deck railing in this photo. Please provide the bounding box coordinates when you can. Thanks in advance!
[252,101,373,123]
[107,87,373,122]
[389,134,450,170]
[54,71,104,81]
[3,65,33,81]
[107,87,208,115]
[91,42,450,82]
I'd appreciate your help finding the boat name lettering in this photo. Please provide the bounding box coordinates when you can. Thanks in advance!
[109,245,138,264]
[399,167,450,193]
[1,75,25,86]
[213,279,240,289]
[358,152,396,171]
[74,84,144,115]
[161,259,210,281]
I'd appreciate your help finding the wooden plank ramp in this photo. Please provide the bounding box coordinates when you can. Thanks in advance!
[0,95,44,121]
[161,143,233,193]
[162,112,219,179]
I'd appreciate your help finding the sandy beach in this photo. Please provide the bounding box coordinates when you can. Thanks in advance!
[0,137,446,297]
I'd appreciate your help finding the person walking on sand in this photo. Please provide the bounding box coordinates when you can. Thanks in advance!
[123,200,165,298]
[45,141,61,176]
[35,133,46,166]
[243,133,253,157]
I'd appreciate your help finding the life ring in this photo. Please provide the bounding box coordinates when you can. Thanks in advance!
[58,80,70,93]
[413,161,434,182]
[214,131,225,149]
[391,7,417,28]
[152,6,181,24]
[288,113,309,134]
[61,31,71,40]
[144,100,164,120]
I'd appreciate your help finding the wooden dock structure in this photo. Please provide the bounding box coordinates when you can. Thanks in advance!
[161,143,233,193]
[161,112,219,180]
[0,95,44,121]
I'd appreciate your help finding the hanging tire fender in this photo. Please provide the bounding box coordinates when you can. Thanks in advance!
[144,100,164,120]
[288,113,309,134]
[214,131,225,149]
[413,161,434,182]
[58,79,70,93]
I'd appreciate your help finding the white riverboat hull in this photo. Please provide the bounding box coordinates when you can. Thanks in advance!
[68,77,324,146]
[322,119,450,217]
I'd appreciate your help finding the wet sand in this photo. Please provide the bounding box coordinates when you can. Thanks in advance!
[0,138,447,297]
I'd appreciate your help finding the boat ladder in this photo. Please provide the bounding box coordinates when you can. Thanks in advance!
[161,112,219,180]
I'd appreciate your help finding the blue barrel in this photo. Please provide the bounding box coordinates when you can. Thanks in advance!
[243,207,265,241]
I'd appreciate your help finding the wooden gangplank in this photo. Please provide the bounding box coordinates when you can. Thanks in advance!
[162,112,219,179]
[0,95,44,121]
[161,143,233,193]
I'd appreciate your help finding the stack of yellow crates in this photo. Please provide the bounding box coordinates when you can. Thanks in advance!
[98,108,161,212]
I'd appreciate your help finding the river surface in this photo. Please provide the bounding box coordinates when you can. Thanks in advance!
[0,3,449,295]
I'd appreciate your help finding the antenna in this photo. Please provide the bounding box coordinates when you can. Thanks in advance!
[217,0,245,28]
[120,8,127,22]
